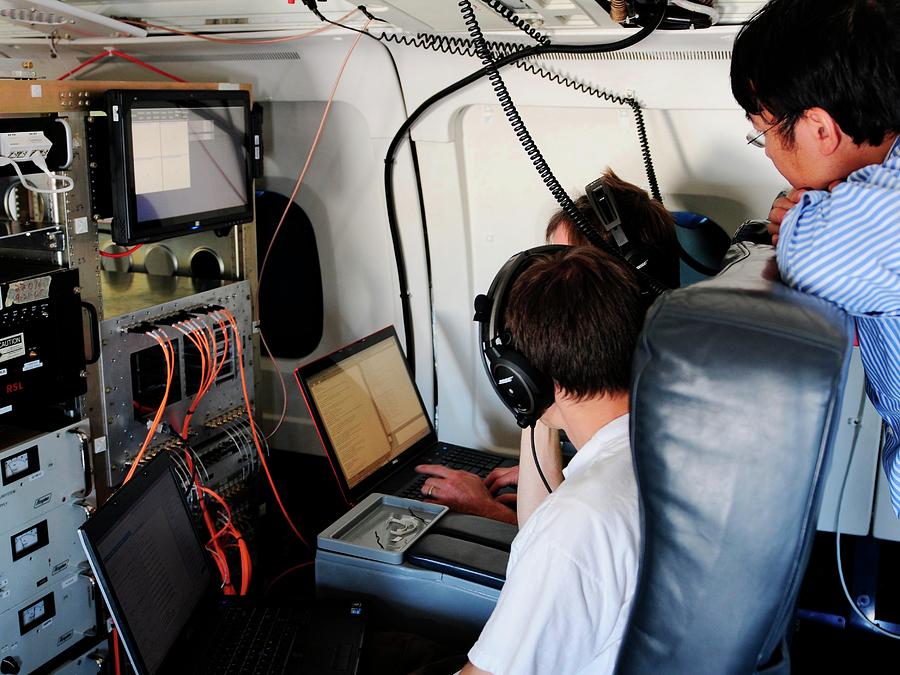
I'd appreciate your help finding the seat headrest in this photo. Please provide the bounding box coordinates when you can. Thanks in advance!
[616,242,854,674]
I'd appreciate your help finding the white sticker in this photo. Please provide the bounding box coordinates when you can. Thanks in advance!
[30,84,42,98]
[0,333,24,364]
[22,360,43,372]
[73,216,89,234]
[0,369,6,377]
[61,575,78,589]
[41,618,53,629]
[0,405,11,416]
[93,436,107,455]
[218,82,239,90]
[6,276,51,305]
[28,471,44,481]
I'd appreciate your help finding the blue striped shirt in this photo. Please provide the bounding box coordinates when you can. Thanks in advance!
[777,136,900,517]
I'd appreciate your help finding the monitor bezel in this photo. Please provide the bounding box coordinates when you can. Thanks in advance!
[78,453,213,675]
[107,89,254,246]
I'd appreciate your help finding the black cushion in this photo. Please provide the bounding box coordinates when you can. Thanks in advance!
[616,243,854,674]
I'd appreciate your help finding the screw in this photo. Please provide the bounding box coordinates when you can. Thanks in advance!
[21,60,33,69]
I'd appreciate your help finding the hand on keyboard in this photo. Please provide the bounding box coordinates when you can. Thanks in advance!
[414,464,517,525]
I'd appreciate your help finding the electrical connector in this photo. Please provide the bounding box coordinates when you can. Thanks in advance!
[0,131,52,160]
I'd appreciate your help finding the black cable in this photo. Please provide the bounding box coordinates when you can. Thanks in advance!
[459,0,668,297]
[481,0,551,45]
[379,31,662,203]
[531,424,553,494]
[383,4,667,360]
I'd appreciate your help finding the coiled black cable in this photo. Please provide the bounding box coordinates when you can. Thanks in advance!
[629,102,661,202]
[383,4,666,360]
[481,0,551,45]
[378,31,662,203]
[459,0,667,295]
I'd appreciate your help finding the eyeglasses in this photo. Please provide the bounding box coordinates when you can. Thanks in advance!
[746,122,779,148]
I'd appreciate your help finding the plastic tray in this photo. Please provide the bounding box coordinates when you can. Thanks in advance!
[318,493,447,564]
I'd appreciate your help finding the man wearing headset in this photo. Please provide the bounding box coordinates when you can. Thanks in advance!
[417,170,678,526]
[458,245,644,674]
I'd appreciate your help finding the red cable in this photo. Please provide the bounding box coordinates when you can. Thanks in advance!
[266,561,314,595]
[108,49,186,82]
[56,51,109,81]
[57,49,184,82]
[100,244,143,259]
[113,627,121,675]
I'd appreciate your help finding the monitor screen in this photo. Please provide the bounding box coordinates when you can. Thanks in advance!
[83,457,210,674]
[304,331,432,488]
[108,90,254,245]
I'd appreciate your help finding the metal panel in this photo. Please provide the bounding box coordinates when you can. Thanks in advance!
[816,350,883,535]
[0,420,90,527]
[94,278,253,488]
[0,572,96,675]
[0,502,89,612]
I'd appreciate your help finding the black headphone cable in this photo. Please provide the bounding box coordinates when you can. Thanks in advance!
[531,423,554,494]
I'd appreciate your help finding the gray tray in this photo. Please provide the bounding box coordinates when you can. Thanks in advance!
[318,493,447,564]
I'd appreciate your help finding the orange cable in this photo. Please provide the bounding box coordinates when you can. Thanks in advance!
[221,309,310,548]
[123,332,174,484]
[257,19,372,440]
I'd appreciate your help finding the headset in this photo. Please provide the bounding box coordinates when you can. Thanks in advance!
[473,245,566,429]
[583,175,663,282]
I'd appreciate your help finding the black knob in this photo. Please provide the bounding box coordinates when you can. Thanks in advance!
[0,656,20,674]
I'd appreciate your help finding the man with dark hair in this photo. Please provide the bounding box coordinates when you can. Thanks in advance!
[731,0,900,515]
[446,246,644,674]
[416,169,678,525]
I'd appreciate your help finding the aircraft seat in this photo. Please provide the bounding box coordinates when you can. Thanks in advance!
[615,242,854,674]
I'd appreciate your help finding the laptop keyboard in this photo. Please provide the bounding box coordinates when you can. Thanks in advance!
[203,607,309,674]
[399,445,503,499]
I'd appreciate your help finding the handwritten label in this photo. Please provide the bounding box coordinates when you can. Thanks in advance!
[74,216,88,234]
[30,84,42,98]
[0,369,6,376]
[28,471,44,482]
[22,360,43,372]
[61,575,77,589]
[6,276,51,306]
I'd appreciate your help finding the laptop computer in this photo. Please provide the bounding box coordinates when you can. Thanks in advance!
[78,453,365,675]
[294,326,515,504]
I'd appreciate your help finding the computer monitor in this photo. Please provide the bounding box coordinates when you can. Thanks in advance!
[107,89,254,245]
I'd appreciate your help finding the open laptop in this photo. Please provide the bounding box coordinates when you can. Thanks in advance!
[294,326,515,504]
[78,453,365,675]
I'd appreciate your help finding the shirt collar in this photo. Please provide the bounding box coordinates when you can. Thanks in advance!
[562,413,630,480]
[887,135,900,163]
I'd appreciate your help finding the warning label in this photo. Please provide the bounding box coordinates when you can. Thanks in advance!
[0,333,25,364]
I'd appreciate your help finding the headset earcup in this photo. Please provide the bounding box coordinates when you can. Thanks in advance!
[491,348,555,428]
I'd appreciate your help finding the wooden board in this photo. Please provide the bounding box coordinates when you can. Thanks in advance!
[0,80,251,114]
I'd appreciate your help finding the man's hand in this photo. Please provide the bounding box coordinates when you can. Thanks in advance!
[415,464,517,525]
[767,188,806,244]
[484,466,519,507]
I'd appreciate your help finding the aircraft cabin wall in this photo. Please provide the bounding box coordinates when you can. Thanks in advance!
[20,19,895,541]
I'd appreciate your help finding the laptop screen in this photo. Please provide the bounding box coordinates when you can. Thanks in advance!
[300,327,433,489]
[79,455,210,675]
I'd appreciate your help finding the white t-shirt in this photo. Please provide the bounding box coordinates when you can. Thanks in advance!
[468,414,640,675]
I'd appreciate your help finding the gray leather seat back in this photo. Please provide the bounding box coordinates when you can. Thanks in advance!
[615,244,854,675]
